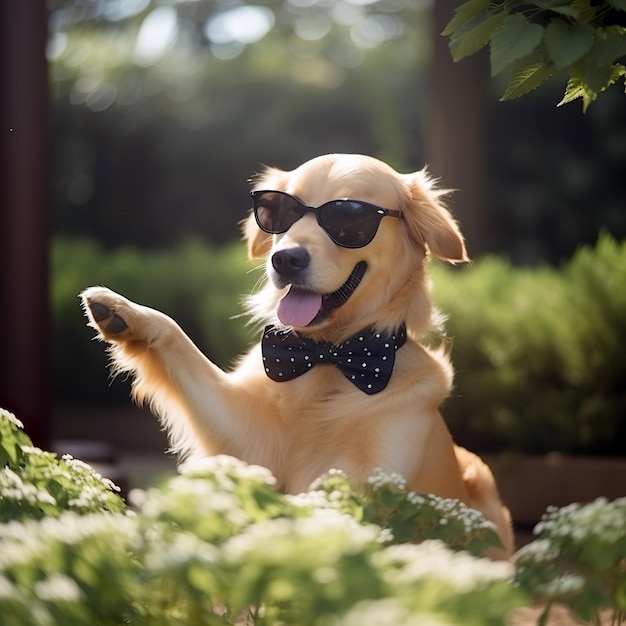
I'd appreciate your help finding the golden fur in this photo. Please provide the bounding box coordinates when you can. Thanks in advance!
[81,154,513,559]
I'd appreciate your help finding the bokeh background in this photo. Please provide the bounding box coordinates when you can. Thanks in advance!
[1,1,625,469]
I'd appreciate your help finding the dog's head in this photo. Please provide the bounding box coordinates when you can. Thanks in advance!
[243,154,467,342]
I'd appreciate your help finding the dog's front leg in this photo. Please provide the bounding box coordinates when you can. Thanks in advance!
[80,286,281,467]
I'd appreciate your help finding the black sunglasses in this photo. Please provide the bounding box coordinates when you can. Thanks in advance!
[251,190,402,249]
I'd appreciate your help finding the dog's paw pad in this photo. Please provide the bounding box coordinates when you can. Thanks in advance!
[89,301,110,323]
[108,313,128,335]
[86,298,129,336]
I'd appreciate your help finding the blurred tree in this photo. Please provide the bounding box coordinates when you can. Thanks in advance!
[48,0,429,248]
[426,0,490,255]
[46,0,626,262]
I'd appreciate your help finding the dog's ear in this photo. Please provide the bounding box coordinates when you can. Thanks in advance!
[402,169,469,264]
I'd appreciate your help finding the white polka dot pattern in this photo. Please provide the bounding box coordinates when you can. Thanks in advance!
[261,324,407,395]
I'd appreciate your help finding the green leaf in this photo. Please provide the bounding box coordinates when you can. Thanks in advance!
[583,58,625,93]
[546,6,580,17]
[589,26,626,67]
[442,0,492,37]
[490,14,545,77]
[607,0,626,10]
[534,0,580,15]
[450,11,508,62]
[545,19,595,70]
[570,0,600,23]
[500,47,555,100]
[559,62,626,111]
[0,409,30,468]
[0,437,19,466]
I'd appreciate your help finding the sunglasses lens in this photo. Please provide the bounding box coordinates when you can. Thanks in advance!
[252,192,392,248]
[254,192,302,234]
[320,201,381,248]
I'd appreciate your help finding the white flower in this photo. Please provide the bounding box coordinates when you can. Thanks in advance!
[34,574,83,603]
[515,538,556,563]
[340,599,452,626]
[535,497,626,545]
[36,513,139,549]
[287,490,333,509]
[376,541,514,591]
[68,485,110,509]
[144,531,219,571]
[0,468,57,507]
[0,575,17,599]
[377,528,394,544]
[61,455,121,492]
[366,468,407,491]
[1,408,24,430]
[544,574,586,596]
[407,493,426,506]
[223,508,380,564]
[308,468,349,490]
[179,454,276,486]
[19,446,47,456]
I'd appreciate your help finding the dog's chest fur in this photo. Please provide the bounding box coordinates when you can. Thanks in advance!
[253,341,451,493]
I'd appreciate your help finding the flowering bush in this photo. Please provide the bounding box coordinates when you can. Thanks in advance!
[0,409,125,521]
[1,408,625,625]
[515,497,626,625]
[295,468,502,556]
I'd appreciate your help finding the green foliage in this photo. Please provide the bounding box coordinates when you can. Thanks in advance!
[302,468,502,557]
[443,1,626,110]
[4,410,626,625]
[432,234,626,455]
[51,238,259,403]
[515,497,626,625]
[0,409,523,626]
[0,408,126,522]
[52,235,625,454]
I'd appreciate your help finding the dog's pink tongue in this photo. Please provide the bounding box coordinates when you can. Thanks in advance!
[277,287,322,327]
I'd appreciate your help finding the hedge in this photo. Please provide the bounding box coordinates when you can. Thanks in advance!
[432,233,626,455]
[51,238,259,404]
[52,235,626,455]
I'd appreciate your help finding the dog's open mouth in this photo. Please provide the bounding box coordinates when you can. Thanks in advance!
[276,261,367,327]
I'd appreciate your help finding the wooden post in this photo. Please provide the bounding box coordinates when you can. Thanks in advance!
[0,1,50,446]
[425,0,490,256]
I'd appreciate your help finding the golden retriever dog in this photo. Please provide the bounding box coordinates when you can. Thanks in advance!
[81,153,513,558]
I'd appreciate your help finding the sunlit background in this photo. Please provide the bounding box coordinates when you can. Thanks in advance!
[2,1,625,466]
[47,0,434,249]
[45,0,625,256]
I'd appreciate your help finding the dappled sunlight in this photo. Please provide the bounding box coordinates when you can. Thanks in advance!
[47,0,423,104]
[134,5,179,65]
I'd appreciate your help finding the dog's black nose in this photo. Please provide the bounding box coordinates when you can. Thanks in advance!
[271,247,310,279]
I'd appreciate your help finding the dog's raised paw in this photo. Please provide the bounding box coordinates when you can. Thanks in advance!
[86,300,128,336]
[81,287,132,339]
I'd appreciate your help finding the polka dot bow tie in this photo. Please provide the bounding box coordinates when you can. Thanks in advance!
[261,324,407,395]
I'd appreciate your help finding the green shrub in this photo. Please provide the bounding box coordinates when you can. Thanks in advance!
[52,235,626,454]
[3,408,626,625]
[0,408,522,626]
[515,497,626,625]
[432,234,626,455]
[0,408,125,522]
[299,468,502,557]
[51,238,259,404]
